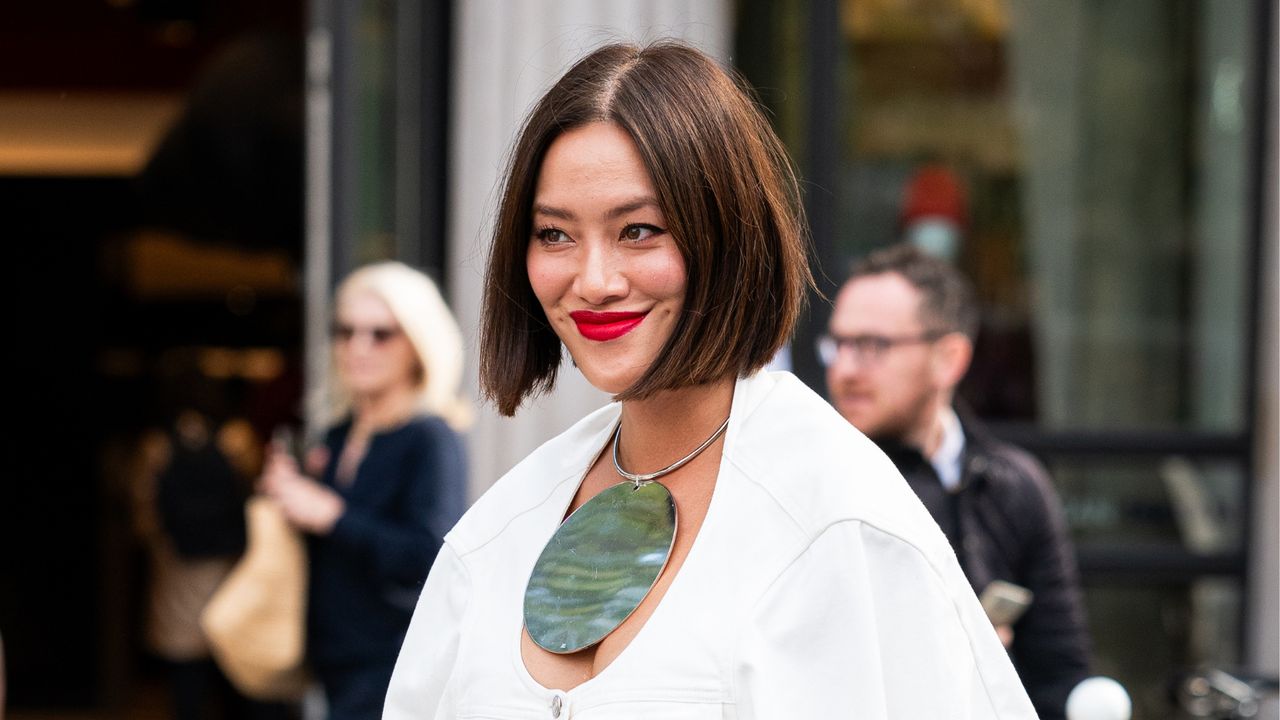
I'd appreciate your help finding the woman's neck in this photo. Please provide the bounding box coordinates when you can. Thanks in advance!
[350,384,419,434]
[615,377,735,478]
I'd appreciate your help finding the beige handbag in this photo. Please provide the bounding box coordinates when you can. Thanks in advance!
[200,495,310,700]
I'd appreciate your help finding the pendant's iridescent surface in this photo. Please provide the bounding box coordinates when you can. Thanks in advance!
[523,481,677,654]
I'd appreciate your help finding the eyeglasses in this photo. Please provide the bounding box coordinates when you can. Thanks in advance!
[331,322,402,345]
[816,331,945,367]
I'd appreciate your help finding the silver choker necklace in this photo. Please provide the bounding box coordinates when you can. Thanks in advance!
[611,416,731,485]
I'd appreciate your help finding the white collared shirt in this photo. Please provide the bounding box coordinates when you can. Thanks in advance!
[384,372,1036,719]
[931,405,968,492]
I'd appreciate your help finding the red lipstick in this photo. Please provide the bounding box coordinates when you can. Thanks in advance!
[570,310,647,341]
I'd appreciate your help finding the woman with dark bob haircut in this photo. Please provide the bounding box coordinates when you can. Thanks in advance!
[386,41,1035,718]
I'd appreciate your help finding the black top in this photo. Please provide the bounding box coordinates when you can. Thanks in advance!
[307,414,467,669]
[877,412,1091,720]
[156,430,247,559]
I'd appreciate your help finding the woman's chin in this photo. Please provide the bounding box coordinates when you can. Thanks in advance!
[342,377,395,398]
[577,367,641,397]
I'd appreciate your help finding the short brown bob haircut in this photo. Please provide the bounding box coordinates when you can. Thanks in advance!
[480,40,813,416]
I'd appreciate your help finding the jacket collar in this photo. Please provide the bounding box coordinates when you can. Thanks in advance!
[553,371,781,482]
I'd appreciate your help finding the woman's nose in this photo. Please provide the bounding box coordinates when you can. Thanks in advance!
[574,242,628,305]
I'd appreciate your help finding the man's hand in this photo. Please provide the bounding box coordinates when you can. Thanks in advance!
[995,624,1014,648]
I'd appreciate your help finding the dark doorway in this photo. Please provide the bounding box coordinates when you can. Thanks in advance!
[0,1,304,713]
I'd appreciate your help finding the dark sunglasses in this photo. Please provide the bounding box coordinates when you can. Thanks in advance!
[331,322,402,345]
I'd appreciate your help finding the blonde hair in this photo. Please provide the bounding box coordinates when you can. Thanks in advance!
[319,262,472,430]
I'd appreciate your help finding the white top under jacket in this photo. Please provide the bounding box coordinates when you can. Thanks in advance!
[384,371,1038,720]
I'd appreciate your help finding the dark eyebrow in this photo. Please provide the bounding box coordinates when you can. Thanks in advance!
[531,196,661,222]
[605,197,661,219]
[531,204,575,221]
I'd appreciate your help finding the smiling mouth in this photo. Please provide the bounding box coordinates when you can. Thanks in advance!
[570,310,647,341]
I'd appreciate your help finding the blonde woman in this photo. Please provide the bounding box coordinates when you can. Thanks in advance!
[262,261,469,720]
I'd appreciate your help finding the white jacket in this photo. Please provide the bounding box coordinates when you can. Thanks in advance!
[385,371,1038,719]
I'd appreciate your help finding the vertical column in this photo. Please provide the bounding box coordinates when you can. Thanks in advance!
[1247,0,1278,708]
[1190,0,1252,430]
[305,0,335,432]
[393,0,422,269]
[794,0,841,392]
[1006,0,1086,427]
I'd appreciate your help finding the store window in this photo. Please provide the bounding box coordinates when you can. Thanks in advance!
[736,0,1267,716]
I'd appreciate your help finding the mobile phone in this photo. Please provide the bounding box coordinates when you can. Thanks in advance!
[980,580,1033,626]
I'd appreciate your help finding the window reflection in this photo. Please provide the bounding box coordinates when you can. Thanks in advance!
[819,0,1257,432]
[737,1,1265,716]
[1053,455,1246,555]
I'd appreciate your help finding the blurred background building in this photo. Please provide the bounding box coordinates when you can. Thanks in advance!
[0,1,1275,718]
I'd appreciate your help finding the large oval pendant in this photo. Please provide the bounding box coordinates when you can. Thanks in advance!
[523,481,677,654]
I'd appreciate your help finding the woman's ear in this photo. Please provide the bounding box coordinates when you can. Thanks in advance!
[931,332,973,391]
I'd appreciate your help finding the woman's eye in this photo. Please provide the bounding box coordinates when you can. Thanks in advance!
[535,227,569,244]
[622,224,663,242]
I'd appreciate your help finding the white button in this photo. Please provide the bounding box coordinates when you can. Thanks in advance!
[550,694,563,718]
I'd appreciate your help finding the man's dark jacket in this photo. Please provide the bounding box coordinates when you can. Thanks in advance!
[877,413,1091,720]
